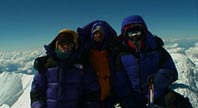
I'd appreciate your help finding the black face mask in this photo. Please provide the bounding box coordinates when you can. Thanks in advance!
[124,26,145,41]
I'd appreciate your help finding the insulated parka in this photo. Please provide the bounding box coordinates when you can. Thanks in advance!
[30,30,100,108]
[112,15,178,107]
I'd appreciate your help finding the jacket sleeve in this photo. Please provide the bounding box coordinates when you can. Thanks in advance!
[30,71,47,108]
[154,47,178,90]
[82,66,100,108]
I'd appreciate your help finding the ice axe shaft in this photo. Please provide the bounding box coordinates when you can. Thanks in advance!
[147,79,154,106]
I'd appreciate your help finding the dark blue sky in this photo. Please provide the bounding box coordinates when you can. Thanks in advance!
[0,0,197,51]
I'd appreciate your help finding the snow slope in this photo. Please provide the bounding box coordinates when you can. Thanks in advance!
[166,44,198,108]
[0,49,44,108]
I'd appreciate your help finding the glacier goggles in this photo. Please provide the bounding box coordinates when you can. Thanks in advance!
[124,26,145,41]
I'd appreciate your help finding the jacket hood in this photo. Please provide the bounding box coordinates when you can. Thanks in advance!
[120,15,159,50]
[44,29,78,57]
[144,31,157,50]
[77,20,117,49]
[121,15,147,33]
[91,22,104,34]
[90,21,115,42]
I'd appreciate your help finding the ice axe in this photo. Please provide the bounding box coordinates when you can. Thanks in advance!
[146,78,154,107]
[146,77,164,108]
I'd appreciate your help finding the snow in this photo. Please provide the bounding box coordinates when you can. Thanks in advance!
[11,74,33,108]
[0,49,44,108]
[0,41,198,108]
[0,73,34,108]
[0,72,22,107]
[165,43,198,108]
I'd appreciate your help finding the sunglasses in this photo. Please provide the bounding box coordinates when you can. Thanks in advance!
[127,30,143,38]
[124,26,145,41]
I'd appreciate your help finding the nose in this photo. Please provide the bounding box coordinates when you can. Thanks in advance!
[62,44,72,50]
[94,33,101,37]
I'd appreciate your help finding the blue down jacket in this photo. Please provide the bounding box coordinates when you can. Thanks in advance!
[30,30,100,108]
[112,15,178,107]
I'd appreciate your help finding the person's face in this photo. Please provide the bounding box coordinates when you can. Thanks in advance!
[57,40,74,52]
[93,31,104,42]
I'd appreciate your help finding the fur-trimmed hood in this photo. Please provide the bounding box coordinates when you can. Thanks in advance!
[44,29,78,57]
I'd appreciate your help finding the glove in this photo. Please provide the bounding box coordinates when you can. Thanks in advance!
[154,74,169,90]
[147,74,169,90]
